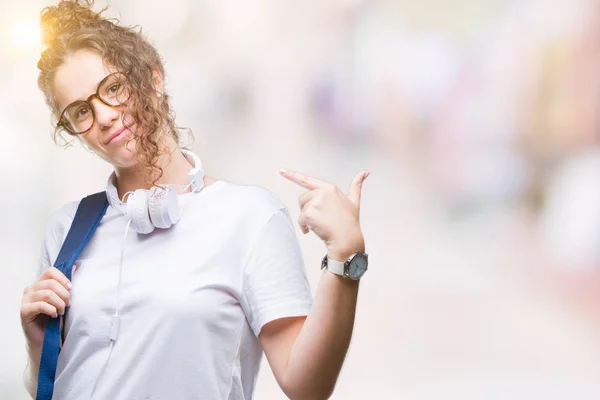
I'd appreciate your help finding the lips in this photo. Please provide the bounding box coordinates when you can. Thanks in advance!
[106,127,128,145]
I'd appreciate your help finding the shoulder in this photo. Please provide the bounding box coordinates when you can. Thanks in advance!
[48,199,81,225]
[212,180,289,227]
[39,199,82,267]
[43,199,81,245]
[215,180,286,212]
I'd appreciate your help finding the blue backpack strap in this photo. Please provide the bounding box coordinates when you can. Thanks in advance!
[36,191,109,400]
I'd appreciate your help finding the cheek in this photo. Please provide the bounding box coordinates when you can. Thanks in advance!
[80,129,101,149]
[124,136,137,153]
[122,112,136,130]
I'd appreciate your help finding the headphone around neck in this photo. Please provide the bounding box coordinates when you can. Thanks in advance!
[105,149,205,234]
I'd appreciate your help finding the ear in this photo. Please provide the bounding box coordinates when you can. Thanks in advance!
[151,66,164,95]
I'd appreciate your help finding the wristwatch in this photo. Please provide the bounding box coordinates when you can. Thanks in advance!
[321,251,368,280]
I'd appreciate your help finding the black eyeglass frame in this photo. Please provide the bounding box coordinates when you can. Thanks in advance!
[56,71,132,136]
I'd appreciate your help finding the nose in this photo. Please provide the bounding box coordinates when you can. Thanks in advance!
[91,96,120,128]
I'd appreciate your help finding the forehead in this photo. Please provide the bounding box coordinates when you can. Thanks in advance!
[53,50,114,112]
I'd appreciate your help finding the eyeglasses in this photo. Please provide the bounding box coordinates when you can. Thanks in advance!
[57,72,131,135]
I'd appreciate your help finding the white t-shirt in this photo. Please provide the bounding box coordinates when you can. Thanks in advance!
[37,179,313,400]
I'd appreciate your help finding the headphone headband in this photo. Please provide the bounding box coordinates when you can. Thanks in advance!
[180,148,205,193]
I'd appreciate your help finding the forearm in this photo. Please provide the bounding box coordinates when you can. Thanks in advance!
[23,344,41,399]
[283,258,360,399]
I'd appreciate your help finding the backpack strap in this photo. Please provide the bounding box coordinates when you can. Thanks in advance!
[36,191,109,400]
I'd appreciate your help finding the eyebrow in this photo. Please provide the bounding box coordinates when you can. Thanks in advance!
[58,75,109,113]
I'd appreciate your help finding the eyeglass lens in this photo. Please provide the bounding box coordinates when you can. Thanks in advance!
[61,73,130,134]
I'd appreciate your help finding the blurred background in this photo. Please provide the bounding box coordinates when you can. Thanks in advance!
[2,0,600,398]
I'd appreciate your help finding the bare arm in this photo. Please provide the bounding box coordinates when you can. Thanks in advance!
[262,168,369,398]
[24,344,42,399]
[260,248,361,400]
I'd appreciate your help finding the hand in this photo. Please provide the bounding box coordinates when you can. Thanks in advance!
[279,168,369,261]
[21,266,72,350]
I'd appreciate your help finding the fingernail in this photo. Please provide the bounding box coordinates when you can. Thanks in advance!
[364,171,370,179]
[67,282,72,289]
[279,168,287,174]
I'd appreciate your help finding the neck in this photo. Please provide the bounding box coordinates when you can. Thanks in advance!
[113,138,195,199]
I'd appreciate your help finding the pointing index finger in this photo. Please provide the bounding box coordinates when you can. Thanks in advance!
[279,168,327,190]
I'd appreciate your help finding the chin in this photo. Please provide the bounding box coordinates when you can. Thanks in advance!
[113,150,138,169]
[99,138,138,169]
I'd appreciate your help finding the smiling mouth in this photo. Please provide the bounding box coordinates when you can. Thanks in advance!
[106,128,129,145]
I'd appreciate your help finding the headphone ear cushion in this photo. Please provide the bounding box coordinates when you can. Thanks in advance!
[166,188,182,224]
[148,187,174,229]
[127,189,155,234]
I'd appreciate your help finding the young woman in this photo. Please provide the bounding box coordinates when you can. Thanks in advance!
[20,1,369,399]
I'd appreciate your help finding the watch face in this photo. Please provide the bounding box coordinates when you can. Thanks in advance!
[347,253,368,280]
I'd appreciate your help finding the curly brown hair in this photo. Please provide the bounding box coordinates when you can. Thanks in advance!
[37,0,188,186]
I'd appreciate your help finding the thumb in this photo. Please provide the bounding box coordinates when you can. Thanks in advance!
[348,171,369,206]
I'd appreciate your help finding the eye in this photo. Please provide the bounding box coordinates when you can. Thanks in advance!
[107,82,121,94]
[75,106,91,119]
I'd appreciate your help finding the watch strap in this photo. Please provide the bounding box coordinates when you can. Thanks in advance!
[325,256,346,276]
